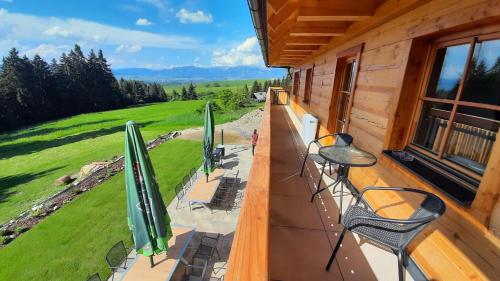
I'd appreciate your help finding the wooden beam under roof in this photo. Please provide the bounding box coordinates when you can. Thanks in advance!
[297,7,375,22]
[289,26,346,36]
[267,0,289,14]
[268,3,298,30]
[285,37,331,45]
[283,45,320,51]
[281,49,314,54]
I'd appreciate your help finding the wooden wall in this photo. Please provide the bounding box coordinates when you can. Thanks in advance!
[288,0,500,280]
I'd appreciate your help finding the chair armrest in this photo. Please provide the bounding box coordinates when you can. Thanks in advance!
[355,186,435,205]
[345,214,437,228]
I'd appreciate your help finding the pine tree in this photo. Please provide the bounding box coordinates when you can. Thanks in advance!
[31,54,55,120]
[181,86,189,100]
[187,82,198,100]
[243,84,250,98]
[171,89,180,100]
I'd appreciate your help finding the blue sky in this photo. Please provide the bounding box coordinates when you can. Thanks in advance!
[0,0,265,69]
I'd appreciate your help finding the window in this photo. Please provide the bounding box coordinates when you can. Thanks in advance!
[303,67,313,104]
[327,44,362,134]
[410,35,500,176]
[292,71,300,96]
[334,58,357,132]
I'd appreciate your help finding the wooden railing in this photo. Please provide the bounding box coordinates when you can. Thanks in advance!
[225,88,273,281]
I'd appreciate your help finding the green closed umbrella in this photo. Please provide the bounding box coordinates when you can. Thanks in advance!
[203,102,215,182]
[124,121,172,267]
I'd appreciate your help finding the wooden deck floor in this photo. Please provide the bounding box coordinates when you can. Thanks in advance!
[268,105,392,281]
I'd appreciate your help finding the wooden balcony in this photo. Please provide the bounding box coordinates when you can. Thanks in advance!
[225,90,500,281]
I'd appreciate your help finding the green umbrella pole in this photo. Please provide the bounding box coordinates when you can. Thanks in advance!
[150,255,154,268]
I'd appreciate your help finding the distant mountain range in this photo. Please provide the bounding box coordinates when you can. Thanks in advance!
[112,66,286,83]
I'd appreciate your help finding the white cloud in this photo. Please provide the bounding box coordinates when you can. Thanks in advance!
[136,18,153,26]
[116,44,142,53]
[176,9,213,24]
[0,9,199,50]
[211,37,262,67]
[43,26,72,37]
[24,44,70,59]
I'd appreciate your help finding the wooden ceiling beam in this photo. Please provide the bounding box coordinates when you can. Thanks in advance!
[285,37,331,45]
[268,3,299,30]
[267,0,290,14]
[283,45,321,51]
[289,26,346,36]
[281,50,314,54]
[297,7,374,22]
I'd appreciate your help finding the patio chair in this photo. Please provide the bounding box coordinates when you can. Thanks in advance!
[300,133,353,177]
[105,241,134,281]
[175,182,185,209]
[183,174,191,189]
[194,233,221,261]
[325,187,446,281]
[86,273,102,281]
[212,150,222,168]
[184,256,209,281]
[190,168,198,184]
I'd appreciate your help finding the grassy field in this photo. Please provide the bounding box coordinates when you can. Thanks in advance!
[0,139,202,280]
[163,79,268,98]
[0,99,257,223]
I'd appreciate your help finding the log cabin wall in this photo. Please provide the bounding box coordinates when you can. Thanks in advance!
[285,0,500,279]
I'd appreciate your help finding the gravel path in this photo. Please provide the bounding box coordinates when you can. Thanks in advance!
[178,108,264,145]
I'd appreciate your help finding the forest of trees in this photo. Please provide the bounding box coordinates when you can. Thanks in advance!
[171,82,199,101]
[0,45,167,132]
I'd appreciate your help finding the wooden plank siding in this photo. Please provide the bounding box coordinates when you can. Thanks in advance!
[284,0,500,280]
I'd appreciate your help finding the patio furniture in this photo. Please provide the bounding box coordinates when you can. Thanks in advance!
[213,149,223,168]
[300,133,353,177]
[122,225,196,281]
[194,233,221,261]
[312,145,377,223]
[175,183,185,209]
[187,169,225,211]
[105,241,133,281]
[326,187,446,281]
[189,168,198,185]
[86,273,102,281]
[184,256,209,281]
[183,175,191,189]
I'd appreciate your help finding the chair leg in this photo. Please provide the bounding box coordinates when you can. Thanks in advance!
[310,162,326,202]
[326,227,348,271]
[300,153,309,176]
[397,250,406,281]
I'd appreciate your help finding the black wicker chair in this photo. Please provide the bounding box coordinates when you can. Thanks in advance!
[326,187,446,281]
[86,273,102,281]
[183,174,191,190]
[194,233,221,261]
[105,241,133,281]
[190,168,198,184]
[300,133,353,177]
[175,182,185,209]
[184,256,209,281]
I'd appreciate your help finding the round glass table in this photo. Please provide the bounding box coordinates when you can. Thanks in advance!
[312,145,377,223]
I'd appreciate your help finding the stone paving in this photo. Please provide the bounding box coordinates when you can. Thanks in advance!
[168,144,254,281]
[111,144,254,281]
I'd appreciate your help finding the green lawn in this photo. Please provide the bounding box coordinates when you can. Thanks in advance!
[0,100,256,223]
[0,139,202,281]
[163,79,267,98]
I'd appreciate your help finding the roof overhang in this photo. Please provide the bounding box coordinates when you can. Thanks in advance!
[248,0,389,67]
